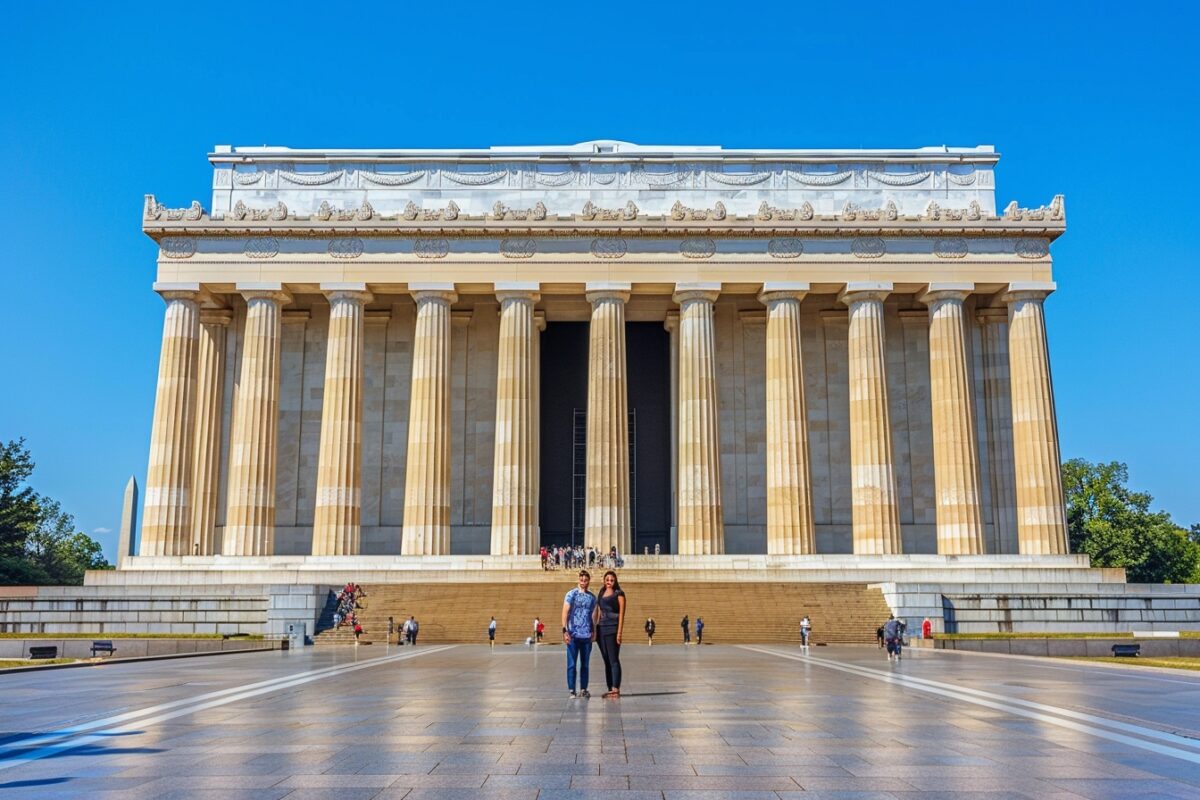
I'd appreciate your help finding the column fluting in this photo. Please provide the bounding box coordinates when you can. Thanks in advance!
[490,288,540,555]
[1003,284,1069,554]
[674,286,724,555]
[759,285,816,555]
[190,309,231,555]
[584,286,631,555]
[402,287,457,555]
[920,285,986,555]
[839,284,903,555]
[531,312,545,555]
[223,285,290,556]
[141,285,201,557]
[312,286,373,556]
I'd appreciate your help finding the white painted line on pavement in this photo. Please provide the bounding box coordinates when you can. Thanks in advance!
[741,645,1200,766]
[0,645,455,771]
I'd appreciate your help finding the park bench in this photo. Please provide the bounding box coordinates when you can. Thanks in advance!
[28,646,58,659]
[90,640,116,658]
[1111,643,1141,657]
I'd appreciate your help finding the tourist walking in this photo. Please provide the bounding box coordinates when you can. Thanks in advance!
[488,617,497,648]
[884,614,903,662]
[800,615,811,650]
[695,617,704,645]
[681,614,690,644]
[561,569,598,699]
[596,570,626,698]
[408,616,419,646]
[876,623,886,649]
[644,617,655,646]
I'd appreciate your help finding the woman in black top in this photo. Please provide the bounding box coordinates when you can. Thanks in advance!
[597,570,626,698]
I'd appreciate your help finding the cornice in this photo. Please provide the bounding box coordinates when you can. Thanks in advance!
[142,194,1066,242]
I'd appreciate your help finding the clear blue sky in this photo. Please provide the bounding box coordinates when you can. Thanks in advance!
[1,4,1196,561]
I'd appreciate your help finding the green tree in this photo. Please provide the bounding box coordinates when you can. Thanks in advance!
[0,439,111,585]
[1063,458,1199,584]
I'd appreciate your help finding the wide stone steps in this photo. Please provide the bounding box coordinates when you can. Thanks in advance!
[313,582,891,646]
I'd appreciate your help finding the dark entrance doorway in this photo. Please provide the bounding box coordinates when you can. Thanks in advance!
[539,322,671,553]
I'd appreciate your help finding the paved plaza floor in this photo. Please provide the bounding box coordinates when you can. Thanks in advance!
[1,642,1198,799]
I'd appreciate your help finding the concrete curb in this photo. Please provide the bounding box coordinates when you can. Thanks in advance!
[0,644,281,676]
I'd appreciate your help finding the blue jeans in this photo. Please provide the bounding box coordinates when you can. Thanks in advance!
[566,636,593,691]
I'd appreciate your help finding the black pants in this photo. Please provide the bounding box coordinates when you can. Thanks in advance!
[597,629,622,690]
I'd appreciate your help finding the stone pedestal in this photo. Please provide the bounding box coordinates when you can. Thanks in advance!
[142,285,200,557]
[674,285,724,555]
[191,309,230,555]
[312,286,373,555]
[1003,284,1069,555]
[920,285,985,555]
[490,287,540,555]
[402,286,457,555]
[223,285,290,557]
[584,284,631,555]
[839,284,903,555]
[760,285,816,554]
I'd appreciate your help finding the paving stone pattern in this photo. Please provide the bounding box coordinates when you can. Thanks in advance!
[1,643,1198,798]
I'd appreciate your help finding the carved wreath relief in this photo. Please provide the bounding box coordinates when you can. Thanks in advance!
[590,238,628,258]
[328,238,364,259]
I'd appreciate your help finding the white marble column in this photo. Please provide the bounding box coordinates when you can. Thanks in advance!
[141,283,201,557]
[978,308,1018,554]
[584,283,631,555]
[532,311,545,555]
[919,284,986,555]
[1002,282,1069,554]
[190,308,231,555]
[312,285,373,556]
[664,311,680,554]
[490,285,540,555]
[839,283,903,555]
[402,285,457,555]
[674,284,724,555]
[759,284,816,555]
[223,284,290,556]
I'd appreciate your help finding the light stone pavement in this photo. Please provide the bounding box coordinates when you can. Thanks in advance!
[1,643,1198,799]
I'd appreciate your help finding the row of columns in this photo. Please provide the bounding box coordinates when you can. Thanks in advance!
[141,279,1068,559]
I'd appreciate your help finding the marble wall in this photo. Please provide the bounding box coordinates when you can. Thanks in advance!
[209,292,1017,556]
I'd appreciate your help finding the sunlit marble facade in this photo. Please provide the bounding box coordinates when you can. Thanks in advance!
[137,141,1068,561]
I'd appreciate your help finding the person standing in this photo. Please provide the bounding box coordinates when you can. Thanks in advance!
[800,615,812,651]
[876,622,886,649]
[488,617,497,649]
[884,614,902,662]
[410,617,419,646]
[561,570,598,699]
[681,614,690,645]
[695,617,704,645]
[401,616,412,646]
[644,617,655,646]
[596,570,626,699]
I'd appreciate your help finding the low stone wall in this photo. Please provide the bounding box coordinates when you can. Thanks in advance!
[0,637,274,660]
[933,637,1200,658]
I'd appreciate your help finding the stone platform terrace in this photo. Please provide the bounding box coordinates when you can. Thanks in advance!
[1,644,1198,798]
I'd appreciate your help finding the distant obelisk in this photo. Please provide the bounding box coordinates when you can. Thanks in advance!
[117,476,139,568]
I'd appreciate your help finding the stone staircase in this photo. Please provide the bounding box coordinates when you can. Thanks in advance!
[313,581,892,646]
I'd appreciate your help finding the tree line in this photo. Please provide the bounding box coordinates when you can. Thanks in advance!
[0,438,1196,585]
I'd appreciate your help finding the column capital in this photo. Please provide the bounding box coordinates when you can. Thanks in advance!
[495,289,540,305]
[838,281,893,307]
[759,281,811,305]
[199,309,233,326]
[918,282,974,306]
[321,282,374,305]
[585,281,631,304]
[237,282,292,305]
[410,282,458,305]
[1001,281,1056,304]
[154,281,202,302]
[673,282,721,305]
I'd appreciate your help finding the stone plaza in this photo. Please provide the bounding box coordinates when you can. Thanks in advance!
[2,644,1199,798]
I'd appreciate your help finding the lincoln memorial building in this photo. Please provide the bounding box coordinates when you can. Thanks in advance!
[135,141,1070,566]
